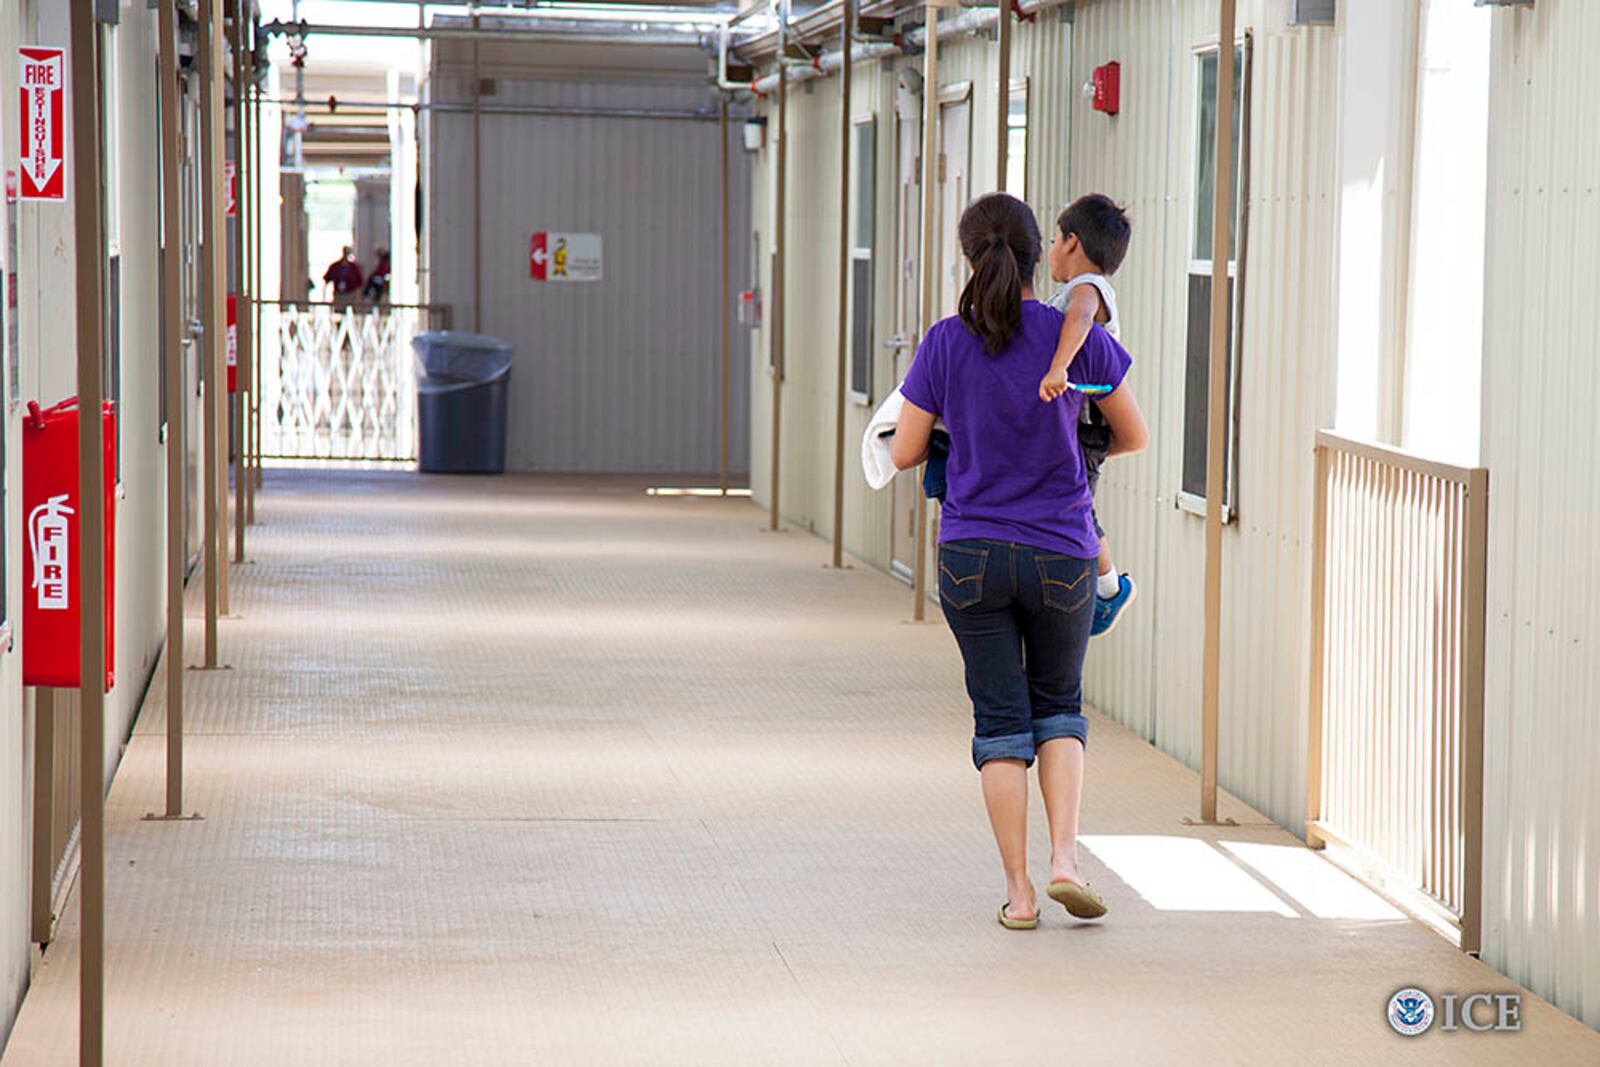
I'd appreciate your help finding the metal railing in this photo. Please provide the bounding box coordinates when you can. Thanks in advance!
[1306,430,1488,952]
[260,300,451,463]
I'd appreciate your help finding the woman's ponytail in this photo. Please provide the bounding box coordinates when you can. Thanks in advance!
[957,194,1042,355]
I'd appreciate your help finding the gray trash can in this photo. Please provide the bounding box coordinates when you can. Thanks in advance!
[412,331,514,473]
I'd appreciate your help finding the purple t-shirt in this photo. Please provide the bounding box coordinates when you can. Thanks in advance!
[900,300,1132,558]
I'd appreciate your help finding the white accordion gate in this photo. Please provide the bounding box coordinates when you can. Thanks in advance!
[260,301,448,463]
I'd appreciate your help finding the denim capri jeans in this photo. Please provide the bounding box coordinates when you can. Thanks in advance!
[937,538,1096,770]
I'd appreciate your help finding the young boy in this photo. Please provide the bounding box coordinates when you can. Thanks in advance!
[1039,194,1136,637]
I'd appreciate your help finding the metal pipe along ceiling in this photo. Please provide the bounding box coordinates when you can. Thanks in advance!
[746,0,1073,96]
[263,15,733,45]
[262,97,745,121]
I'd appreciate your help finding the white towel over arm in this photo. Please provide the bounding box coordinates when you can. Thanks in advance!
[860,386,945,491]
[861,388,907,490]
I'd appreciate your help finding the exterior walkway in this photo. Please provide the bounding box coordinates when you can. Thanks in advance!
[4,471,1598,1065]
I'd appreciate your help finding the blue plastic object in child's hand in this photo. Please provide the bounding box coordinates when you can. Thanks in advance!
[1069,382,1114,395]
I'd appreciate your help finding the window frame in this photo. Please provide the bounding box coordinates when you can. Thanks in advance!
[101,22,124,486]
[848,112,877,406]
[5,186,17,412]
[156,51,168,442]
[1179,34,1252,523]
[765,125,781,381]
[1005,77,1029,202]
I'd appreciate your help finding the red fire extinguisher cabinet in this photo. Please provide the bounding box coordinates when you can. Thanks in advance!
[22,397,116,691]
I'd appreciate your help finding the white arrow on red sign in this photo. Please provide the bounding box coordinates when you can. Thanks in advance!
[528,231,602,283]
[529,231,548,281]
[18,47,65,202]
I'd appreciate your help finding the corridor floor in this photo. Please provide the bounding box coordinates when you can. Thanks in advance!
[4,471,1598,1066]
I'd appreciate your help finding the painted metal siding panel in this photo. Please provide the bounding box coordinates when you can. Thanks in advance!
[429,73,753,475]
[749,113,773,508]
[749,16,1081,569]
[1070,0,1184,748]
[1070,0,1339,834]
[1483,2,1600,1030]
[0,2,32,1045]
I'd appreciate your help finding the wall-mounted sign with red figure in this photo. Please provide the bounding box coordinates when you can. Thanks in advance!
[530,231,603,282]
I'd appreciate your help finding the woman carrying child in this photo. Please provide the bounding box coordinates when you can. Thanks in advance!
[891,193,1148,929]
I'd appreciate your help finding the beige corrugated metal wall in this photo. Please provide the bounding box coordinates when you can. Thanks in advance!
[1482,1,1600,1030]
[429,43,753,476]
[0,1,33,1042]
[750,1,1340,834]
[747,54,902,549]
[1072,0,1339,836]
[748,6,1076,561]
[1067,0,1177,747]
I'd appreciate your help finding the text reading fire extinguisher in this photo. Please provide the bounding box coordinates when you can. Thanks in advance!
[21,397,117,691]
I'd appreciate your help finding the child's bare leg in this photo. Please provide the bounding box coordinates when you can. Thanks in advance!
[1091,528,1135,634]
[1095,534,1120,599]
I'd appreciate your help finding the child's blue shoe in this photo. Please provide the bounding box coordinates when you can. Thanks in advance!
[1091,574,1137,637]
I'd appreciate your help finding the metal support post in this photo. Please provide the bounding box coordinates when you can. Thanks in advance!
[720,99,732,496]
[68,4,107,1060]
[830,0,853,568]
[232,0,249,566]
[199,0,225,662]
[911,0,941,621]
[1199,0,1237,824]
[769,0,789,532]
[471,3,483,331]
[152,0,194,820]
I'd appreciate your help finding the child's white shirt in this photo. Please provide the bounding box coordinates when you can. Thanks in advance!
[1047,273,1120,339]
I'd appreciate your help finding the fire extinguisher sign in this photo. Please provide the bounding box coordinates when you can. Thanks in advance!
[22,398,117,691]
[29,494,73,609]
[17,47,66,202]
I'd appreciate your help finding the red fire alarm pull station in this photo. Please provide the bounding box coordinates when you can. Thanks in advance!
[1093,61,1121,116]
[738,288,762,328]
[22,397,117,691]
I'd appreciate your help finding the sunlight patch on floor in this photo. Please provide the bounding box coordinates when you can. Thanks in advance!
[1218,841,1406,921]
[1079,835,1298,916]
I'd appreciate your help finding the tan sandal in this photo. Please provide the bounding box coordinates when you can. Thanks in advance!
[997,902,1039,930]
[1046,879,1108,920]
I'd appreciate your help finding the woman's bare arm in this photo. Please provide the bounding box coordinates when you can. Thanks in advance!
[1097,381,1148,457]
[890,399,937,470]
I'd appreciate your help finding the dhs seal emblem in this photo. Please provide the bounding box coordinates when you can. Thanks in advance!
[1388,988,1435,1036]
